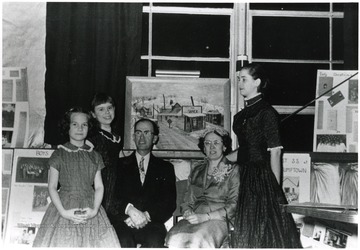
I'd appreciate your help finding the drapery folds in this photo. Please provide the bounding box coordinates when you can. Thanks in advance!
[44,2,142,145]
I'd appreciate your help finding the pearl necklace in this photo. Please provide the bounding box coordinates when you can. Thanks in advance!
[99,131,121,143]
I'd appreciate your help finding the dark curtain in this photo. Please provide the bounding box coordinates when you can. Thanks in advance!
[343,3,358,70]
[44,2,142,145]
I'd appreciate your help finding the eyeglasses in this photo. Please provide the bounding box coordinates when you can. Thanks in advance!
[134,130,154,137]
[204,140,223,147]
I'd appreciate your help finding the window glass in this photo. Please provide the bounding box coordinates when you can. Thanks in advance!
[333,3,345,12]
[332,64,346,70]
[141,13,149,55]
[142,60,229,78]
[152,14,230,57]
[252,17,329,60]
[152,3,233,8]
[140,60,148,76]
[333,18,344,60]
[250,3,330,11]
[261,63,330,106]
[279,115,314,152]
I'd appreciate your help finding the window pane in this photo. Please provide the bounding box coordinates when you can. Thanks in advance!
[280,115,314,152]
[333,3,344,12]
[253,17,329,60]
[143,60,229,78]
[332,64,346,70]
[153,3,233,8]
[141,13,149,55]
[261,63,330,106]
[152,14,230,57]
[140,60,148,76]
[250,3,330,11]
[333,18,344,60]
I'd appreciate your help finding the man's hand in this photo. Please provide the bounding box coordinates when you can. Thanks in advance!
[124,217,136,228]
[127,206,149,229]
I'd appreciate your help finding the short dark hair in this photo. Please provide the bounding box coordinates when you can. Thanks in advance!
[91,93,115,111]
[198,129,232,155]
[240,63,270,94]
[59,107,92,142]
[134,118,159,136]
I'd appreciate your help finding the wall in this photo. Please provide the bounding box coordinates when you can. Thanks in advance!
[2,2,46,147]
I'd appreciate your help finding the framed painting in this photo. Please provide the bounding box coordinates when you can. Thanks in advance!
[124,76,231,154]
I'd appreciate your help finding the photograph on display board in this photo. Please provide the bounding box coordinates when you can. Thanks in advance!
[2,131,13,149]
[32,186,50,212]
[2,103,16,128]
[4,149,54,247]
[323,228,348,248]
[348,79,358,104]
[316,134,347,153]
[123,77,231,151]
[15,157,49,183]
[9,226,36,245]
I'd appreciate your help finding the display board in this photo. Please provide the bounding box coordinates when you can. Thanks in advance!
[313,70,358,153]
[3,149,54,247]
[2,67,30,148]
[2,149,14,239]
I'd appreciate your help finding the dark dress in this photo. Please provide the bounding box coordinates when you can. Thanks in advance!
[32,143,120,247]
[232,94,302,248]
[87,129,122,212]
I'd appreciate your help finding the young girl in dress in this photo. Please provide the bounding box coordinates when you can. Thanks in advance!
[33,107,120,247]
[87,93,123,213]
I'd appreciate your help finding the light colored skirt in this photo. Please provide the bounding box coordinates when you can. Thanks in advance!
[165,219,227,248]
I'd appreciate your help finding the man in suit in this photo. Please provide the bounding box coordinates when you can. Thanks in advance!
[109,118,176,247]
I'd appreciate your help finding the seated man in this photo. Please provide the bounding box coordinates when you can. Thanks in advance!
[109,118,176,247]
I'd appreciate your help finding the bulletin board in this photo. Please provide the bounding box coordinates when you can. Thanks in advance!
[2,149,14,239]
[3,149,54,247]
[2,67,30,148]
[313,70,358,153]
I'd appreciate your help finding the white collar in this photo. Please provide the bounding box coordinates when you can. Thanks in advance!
[58,142,93,153]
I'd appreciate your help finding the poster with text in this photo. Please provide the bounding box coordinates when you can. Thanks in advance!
[282,153,311,204]
[4,149,54,247]
[314,70,358,152]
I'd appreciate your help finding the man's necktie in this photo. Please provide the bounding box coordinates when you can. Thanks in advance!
[139,157,145,184]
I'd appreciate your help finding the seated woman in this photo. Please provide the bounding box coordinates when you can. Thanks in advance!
[165,127,240,248]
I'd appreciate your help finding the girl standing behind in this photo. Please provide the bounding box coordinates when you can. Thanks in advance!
[228,63,302,248]
[33,107,120,247]
[87,93,123,212]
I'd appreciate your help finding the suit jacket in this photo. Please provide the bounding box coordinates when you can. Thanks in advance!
[109,152,176,225]
[180,156,240,223]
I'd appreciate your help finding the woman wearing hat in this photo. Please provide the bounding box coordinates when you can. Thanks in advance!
[165,128,240,248]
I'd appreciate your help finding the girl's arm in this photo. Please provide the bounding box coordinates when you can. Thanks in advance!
[270,147,282,184]
[225,149,238,162]
[83,170,104,219]
[48,167,86,224]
